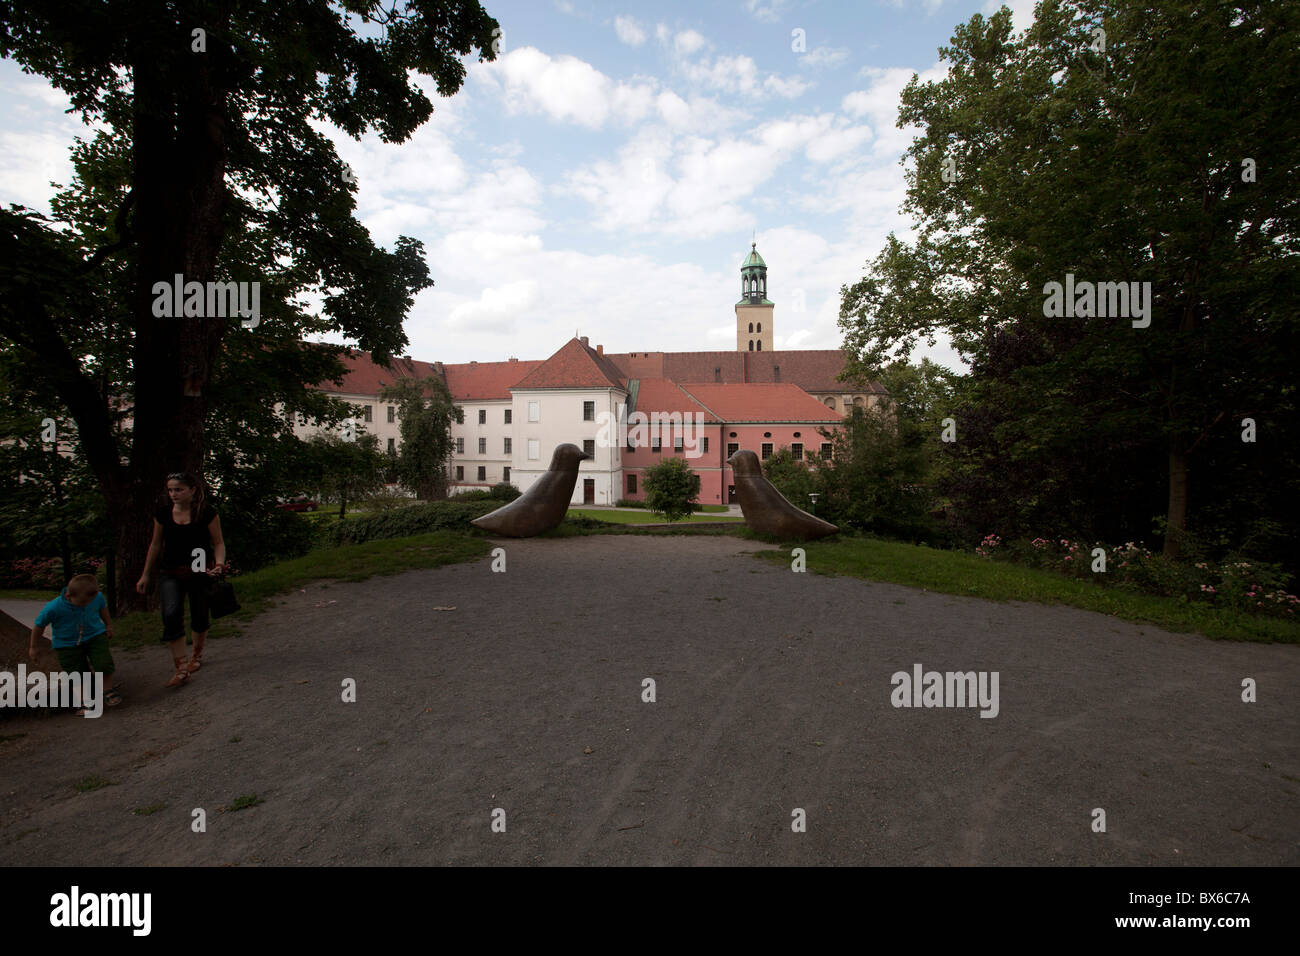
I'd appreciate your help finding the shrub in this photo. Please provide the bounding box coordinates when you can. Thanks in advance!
[217,501,316,572]
[489,482,521,502]
[642,457,700,522]
[327,500,499,546]
[614,498,647,508]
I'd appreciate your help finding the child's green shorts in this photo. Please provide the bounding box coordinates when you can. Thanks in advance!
[55,633,115,677]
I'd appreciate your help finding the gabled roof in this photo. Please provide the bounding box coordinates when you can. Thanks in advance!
[511,338,627,391]
[317,348,445,396]
[442,359,542,401]
[627,378,719,422]
[675,383,843,423]
[737,351,886,393]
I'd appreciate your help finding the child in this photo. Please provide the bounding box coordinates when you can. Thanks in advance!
[28,573,122,712]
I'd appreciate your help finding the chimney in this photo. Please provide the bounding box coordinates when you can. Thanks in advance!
[508,356,518,363]
[580,336,589,346]
[470,360,477,365]
[596,344,604,355]
[714,366,721,382]
[774,364,781,382]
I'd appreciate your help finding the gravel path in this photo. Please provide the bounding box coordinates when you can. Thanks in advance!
[2,535,1296,866]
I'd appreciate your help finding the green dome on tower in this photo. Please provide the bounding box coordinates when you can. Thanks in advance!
[737,241,773,305]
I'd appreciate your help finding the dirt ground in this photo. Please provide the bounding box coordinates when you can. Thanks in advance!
[2,535,1297,866]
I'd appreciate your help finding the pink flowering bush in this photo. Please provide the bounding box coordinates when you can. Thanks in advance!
[973,535,1297,617]
[0,555,105,590]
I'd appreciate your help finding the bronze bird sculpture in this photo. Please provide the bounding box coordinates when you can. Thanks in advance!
[727,449,838,540]
[470,443,593,537]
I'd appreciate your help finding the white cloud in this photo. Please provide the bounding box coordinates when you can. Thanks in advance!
[614,16,647,47]
[472,46,656,128]
[798,47,850,70]
[447,280,537,331]
[842,62,947,159]
[982,0,1037,31]
[680,54,812,100]
[673,29,709,56]
[745,0,793,23]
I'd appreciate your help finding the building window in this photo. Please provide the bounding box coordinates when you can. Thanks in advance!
[761,443,773,460]
[727,442,738,457]
[528,439,540,460]
[583,439,595,457]
[703,437,709,453]
[504,437,512,454]
[756,341,762,351]
[362,405,373,422]
[821,443,833,460]
[504,409,512,424]
[528,401,540,422]
[824,396,836,409]
[477,466,486,481]
[853,396,865,408]
[455,466,464,480]
[478,437,486,454]
[387,438,395,454]
[387,406,396,423]
[651,437,661,452]
[456,437,464,454]
[748,322,753,333]
[583,401,594,421]
[792,443,803,461]
[503,467,510,483]
[478,409,486,425]
[626,435,634,451]
[757,322,761,332]
[673,436,683,453]
[627,474,637,494]
[748,341,753,351]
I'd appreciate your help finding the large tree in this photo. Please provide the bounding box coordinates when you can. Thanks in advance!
[0,0,500,608]
[839,0,1299,560]
[378,375,462,499]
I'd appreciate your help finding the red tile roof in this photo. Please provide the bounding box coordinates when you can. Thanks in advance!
[443,359,543,400]
[511,338,627,391]
[604,349,884,392]
[676,383,843,423]
[316,349,445,396]
[628,378,718,421]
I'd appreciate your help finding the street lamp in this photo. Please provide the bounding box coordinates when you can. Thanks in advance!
[808,492,819,515]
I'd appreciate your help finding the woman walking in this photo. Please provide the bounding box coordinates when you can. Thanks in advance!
[136,472,227,687]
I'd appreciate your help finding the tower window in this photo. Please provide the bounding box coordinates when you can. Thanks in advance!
[757,322,761,332]
[748,322,753,333]
[756,341,762,351]
[748,341,754,351]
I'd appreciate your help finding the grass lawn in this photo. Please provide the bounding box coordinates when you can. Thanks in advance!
[752,535,1300,644]
[566,508,743,524]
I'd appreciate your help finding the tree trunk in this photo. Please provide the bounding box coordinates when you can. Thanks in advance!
[340,491,348,522]
[113,482,160,614]
[1164,435,1189,559]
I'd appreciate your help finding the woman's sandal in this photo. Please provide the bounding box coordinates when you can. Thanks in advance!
[105,690,123,707]
[186,642,204,675]
[165,656,190,687]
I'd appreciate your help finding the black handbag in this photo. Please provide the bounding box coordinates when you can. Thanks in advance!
[206,572,241,619]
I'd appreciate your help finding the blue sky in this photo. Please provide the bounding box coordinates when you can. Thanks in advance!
[0,0,1036,371]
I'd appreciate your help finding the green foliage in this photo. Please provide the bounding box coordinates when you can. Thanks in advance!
[454,483,521,502]
[327,500,499,546]
[379,376,463,499]
[642,457,701,522]
[760,447,816,510]
[214,496,316,574]
[303,432,388,519]
[814,406,940,541]
[838,0,1300,570]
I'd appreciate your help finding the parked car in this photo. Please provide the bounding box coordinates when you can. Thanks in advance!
[275,495,319,512]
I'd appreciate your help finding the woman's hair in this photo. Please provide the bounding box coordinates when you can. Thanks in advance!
[166,471,205,518]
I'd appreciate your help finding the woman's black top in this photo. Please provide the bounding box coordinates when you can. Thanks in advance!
[155,504,218,574]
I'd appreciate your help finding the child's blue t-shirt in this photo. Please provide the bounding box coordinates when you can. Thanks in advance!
[34,590,108,648]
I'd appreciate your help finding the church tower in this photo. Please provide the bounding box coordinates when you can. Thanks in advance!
[735,241,774,352]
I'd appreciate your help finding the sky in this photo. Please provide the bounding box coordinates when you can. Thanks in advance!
[0,0,1037,371]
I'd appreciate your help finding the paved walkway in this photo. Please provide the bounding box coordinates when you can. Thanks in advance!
[2,535,1296,865]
